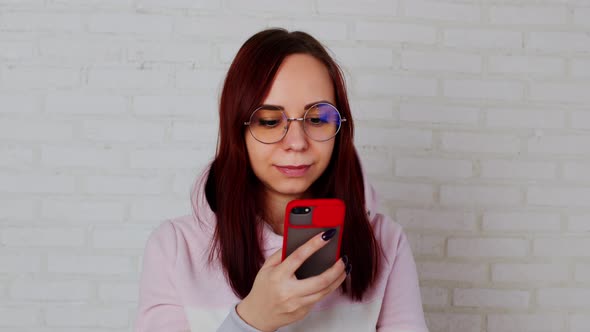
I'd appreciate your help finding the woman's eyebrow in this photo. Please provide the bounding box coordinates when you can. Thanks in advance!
[258,100,334,110]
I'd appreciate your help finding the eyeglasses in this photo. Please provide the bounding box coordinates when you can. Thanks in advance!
[243,102,347,144]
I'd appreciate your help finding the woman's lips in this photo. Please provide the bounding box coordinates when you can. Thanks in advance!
[275,165,311,177]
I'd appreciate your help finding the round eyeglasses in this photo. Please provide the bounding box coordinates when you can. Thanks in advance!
[243,102,347,144]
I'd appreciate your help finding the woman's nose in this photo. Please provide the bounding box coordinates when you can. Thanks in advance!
[282,119,309,151]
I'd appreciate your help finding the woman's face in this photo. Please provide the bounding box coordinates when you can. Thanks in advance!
[245,53,336,201]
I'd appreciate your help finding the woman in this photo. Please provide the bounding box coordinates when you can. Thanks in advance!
[135,28,428,332]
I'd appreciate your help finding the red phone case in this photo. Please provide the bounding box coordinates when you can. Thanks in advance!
[281,198,345,279]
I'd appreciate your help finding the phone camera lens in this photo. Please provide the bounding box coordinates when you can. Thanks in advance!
[291,207,310,214]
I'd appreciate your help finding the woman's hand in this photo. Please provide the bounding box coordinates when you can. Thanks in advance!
[236,230,349,332]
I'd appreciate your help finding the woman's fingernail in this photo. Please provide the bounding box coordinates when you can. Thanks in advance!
[345,263,352,276]
[321,228,337,241]
[341,255,348,265]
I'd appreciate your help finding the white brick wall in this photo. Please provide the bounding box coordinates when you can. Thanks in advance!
[1,1,589,331]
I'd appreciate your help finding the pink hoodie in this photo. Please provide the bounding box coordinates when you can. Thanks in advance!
[134,174,429,332]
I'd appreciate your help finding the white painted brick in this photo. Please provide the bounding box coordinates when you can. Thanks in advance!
[317,0,396,16]
[88,67,170,89]
[396,158,472,178]
[0,199,34,219]
[481,160,556,180]
[0,41,35,59]
[0,306,41,327]
[88,13,172,34]
[355,74,437,97]
[45,305,128,328]
[0,255,41,273]
[355,22,436,44]
[48,254,134,275]
[46,94,127,114]
[0,120,74,141]
[0,147,34,168]
[396,208,477,231]
[421,287,448,307]
[573,7,590,26]
[229,0,313,13]
[0,174,75,194]
[571,314,590,332]
[137,0,220,10]
[399,102,479,125]
[569,215,590,232]
[41,199,125,223]
[443,79,524,101]
[173,171,201,195]
[417,262,487,282]
[357,150,393,176]
[528,186,590,208]
[3,66,79,88]
[444,29,522,49]
[129,148,207,169]
[128,42,212,63]
[483,212,561,232]
[267,21,348,42]
[453,288,529,309]
[528,32,590,53]
[487,313,565,332]
[174,17,265,40]
[10,280,91,301]
[406,233,445,257]
[39,38,124,63]
[92,226,153,249]
[442,132,520,154]
[41,146,124,168]
[330,47,393,68]
[129,198,190,221]
[0,95,37,113]
[50,0,134,9]
[534,237,590,257]
[448,237,527,257]
[1,13,83,32]
[217,41,241,64]
[571,111,590,129]
[349,99,394,120]
[564,162,590,181]
[571,59,590,78]
[441,185,521,207]
[373,181,435,203]
[82,119,166,142]
[98,282,139,302]
[492,263,568,283]
[538,288,590,308]
[1,227,85,247]
[425,313,482,332]
[84,175,165,195]
[528,135,590,155]
[401,50,481,73]
[175,69,226,92]
[170,121,219,145]
[133,95,217,120]
[355,127,432,148]
[575,264,590,282]
[486,108,565,128]
[491,6,566,25]
[530,83,590,103]
[489,55,563,76]
[404,0,479,21]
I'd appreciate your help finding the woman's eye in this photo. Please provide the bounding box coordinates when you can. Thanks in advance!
[308,117,323,125]
[258,119,280,127]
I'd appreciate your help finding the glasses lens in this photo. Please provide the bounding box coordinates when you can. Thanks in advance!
[249,108,287,143]
[304,103,342,141]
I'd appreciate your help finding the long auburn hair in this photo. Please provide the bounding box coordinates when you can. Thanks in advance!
[194,28,380,301]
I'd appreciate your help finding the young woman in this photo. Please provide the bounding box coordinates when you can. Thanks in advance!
[135,28,428,332]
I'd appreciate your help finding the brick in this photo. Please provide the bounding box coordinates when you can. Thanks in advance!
[10,280,91,301]
[538,288,590,308]
[406,233,445,256]
[0,95,37,113]
[483,212,561,232]
[330,47,393,68]
[396,208,477,231]
[357,150,393,176]
[373,182,435,204]
[489,55,563,76]
[356,74,437,97]
[448,237,527,257]
[1,12,83,32]
[1,227,85,247]
[481,160,556,180]
[399,102,479,125]
[441,185,521,207]
[45,305,128,327]
[267,20,348,41]
[88,13,172,34]
[175,69,226,92]
[82,119,166,142]
[453,288,529,309]
[534,237,590,257]
[530,83,590,103]
[571,314,590,332]
[573,7,590,26]
[571,59,590,77]
[317,0,396,15]
[133,95,217,120]
[355,22,436,44]
[443,79,524,101]
[0,120,74,141]
[486,108,565,128]
[98,282,139,302]
[0,147,34,168]
[129,198,190,221]
[0,199,34,219]
[404,0,479,21]
[92,226,153,249]
[396,158,472,178]
[575,264,590,282]
[417,262,487,282]
[170,122,220,145]
[228,0,313,13]
[174,17,265,40]
[3,66,79,88]
[421,287,448,307]
[425,313,482,332]
[0,41,34,60]
[564,162,590,181]
[41,199,125,223]
[48,254,134,275]
[528,135,590,155]
[137,0,220,10]
[173,171,202,195]
[84,175,165,195]
[442,132,520,154]
[0,306,41,327]
[45,94,127,114]
[128,42,212,63]
[492,263,568,283]
[41,146,124,168]
[88,67,170,89]
[401,50,481,73]
[491,6,566,25]
[571,111,590,129]
[355,127,432,148]
[0,255,41,273]
[568,215,590,232]
[349,99,394,120]
[487,313,565,332]
[129,148,207,169]
[528,32,590,53]
[0,174,75,194]
[528,186,590,207]
[444,29,521,49]
[40,38,124,62]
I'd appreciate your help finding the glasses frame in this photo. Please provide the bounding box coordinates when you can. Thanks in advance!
[243,102,347,144]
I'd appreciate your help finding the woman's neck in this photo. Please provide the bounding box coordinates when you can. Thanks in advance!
[264,190,308,236]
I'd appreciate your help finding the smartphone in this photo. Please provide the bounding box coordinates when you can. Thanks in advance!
[281,198,345,279]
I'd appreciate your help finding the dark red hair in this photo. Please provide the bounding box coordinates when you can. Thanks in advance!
[194,28,380,301]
